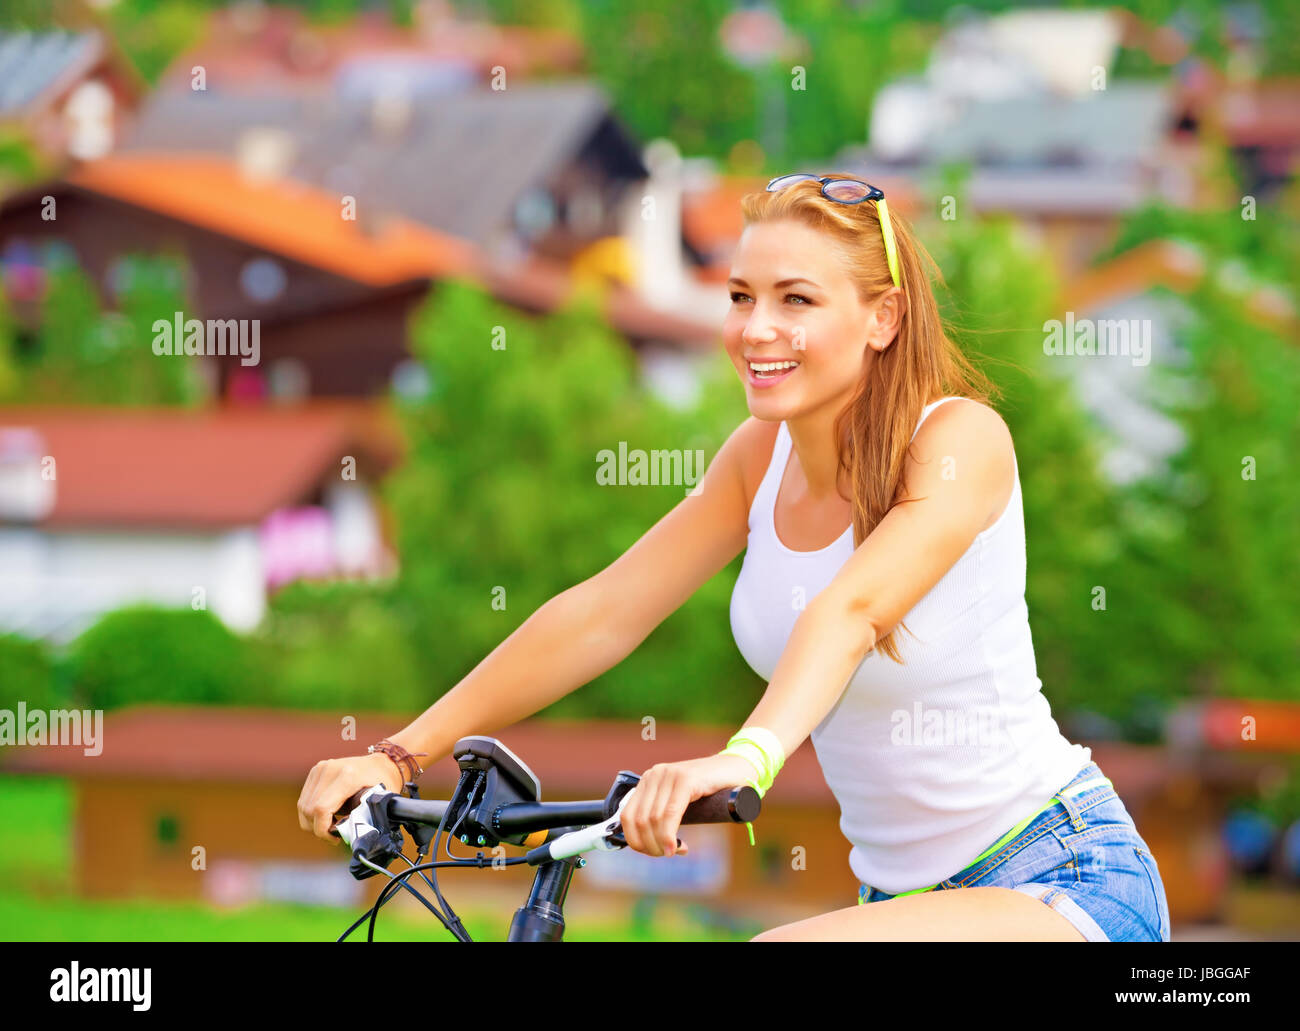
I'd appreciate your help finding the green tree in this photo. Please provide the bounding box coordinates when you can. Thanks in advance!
[2,254,204,406]
[383,277,759,722]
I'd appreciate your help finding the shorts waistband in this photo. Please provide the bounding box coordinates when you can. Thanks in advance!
[857,762,1115,903]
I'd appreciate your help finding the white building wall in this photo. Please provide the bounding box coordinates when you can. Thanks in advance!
[0,527,266,644]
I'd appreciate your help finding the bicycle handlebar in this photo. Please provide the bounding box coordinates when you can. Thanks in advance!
[335,780,760,854]
[325,740,764,941]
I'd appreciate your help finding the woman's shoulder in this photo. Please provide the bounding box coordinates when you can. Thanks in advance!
[919,397,1013,454]
[713,416,782,516]
[910,397,1016,530]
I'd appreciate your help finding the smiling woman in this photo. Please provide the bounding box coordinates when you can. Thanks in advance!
[613,172,1172,942]
[293,172,1172,942]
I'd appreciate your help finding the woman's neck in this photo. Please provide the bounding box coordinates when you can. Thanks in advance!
[785,403,851,502]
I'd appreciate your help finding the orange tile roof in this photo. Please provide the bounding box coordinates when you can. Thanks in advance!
[0,401,402,528]
[55,153,720,349]
[67,152,479,288]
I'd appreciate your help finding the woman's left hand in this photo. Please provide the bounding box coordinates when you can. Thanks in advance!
[618,753,761,857]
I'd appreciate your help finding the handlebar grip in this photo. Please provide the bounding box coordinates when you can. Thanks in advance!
[328,787,369,838]
[679,785,761,825]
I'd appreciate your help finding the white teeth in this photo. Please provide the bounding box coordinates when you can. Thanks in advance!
[749,360,799,373]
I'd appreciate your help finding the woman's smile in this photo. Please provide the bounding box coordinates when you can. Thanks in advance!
[745,357,802,388]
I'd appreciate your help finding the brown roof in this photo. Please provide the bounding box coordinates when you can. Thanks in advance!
[0,704,835,805]
[0,400,402,529]
[12,152,718,351]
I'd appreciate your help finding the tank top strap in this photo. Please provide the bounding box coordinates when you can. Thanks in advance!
[748,421,793,526]
[910,396,967,442]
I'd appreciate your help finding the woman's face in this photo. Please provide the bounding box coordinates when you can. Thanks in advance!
[724,218,892,422]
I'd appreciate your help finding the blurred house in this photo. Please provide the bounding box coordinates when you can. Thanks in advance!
[0,151,719,400]
[0,28,143,164]
[120,52,730,401]
[120,73,711,305]
[0,703,1275,932]
[1175,70,1300,202]
[0,402,400,642]
[1056,238,1296,485]
[857,9,1207,279]
[156,1,584,98]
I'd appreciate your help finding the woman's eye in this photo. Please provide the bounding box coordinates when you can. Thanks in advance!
[728,291,811,304]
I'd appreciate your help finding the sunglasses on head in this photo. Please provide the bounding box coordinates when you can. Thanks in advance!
[765,173,901,289]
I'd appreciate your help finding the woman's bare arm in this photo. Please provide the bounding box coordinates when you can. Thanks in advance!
[299,417,775,837]
[384,418,767,764]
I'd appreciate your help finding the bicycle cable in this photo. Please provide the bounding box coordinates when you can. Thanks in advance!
[420,770,476,940]
[336,853,456,942]
[358,849,535,942]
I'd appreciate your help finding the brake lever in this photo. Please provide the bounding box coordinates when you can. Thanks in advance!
[606,829,684,852]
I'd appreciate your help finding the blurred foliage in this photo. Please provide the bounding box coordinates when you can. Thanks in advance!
[253,578,427,713]
[0,253,206,406]
[0,126,49,196]
[1093,202,1300,702]
[1119,281,1300,699]
[576,0,933,170]
[0,0,1292,742]
[923,178,1146,732]
[66,605,265,711]
[0,633,62,711]
[926,172,1300,733]
[382,277,760,722]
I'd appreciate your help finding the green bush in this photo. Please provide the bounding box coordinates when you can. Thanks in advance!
[0,633,62,710]
[255,580,427,713]
[66,605,263,711]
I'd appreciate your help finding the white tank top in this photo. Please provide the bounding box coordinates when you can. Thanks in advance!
[729,396,1091,893]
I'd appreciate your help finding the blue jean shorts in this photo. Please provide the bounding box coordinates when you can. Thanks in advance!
[856,762,1172,941]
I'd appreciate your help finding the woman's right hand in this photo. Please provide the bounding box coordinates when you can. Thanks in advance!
[297,752,409,841]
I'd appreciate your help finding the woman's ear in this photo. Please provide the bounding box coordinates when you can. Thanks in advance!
[867,287,907,352]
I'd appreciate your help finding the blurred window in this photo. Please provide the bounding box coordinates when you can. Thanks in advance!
[239,256,287,303]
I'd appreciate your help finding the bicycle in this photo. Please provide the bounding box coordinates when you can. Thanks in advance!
[328,734,762,942]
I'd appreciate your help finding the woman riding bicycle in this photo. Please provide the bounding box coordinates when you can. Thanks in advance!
[298,171,1172,942]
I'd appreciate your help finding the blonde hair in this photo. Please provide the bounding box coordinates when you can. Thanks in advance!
[739,173,1001,662]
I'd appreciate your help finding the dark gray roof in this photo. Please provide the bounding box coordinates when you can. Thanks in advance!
[119,81,648,246]
[0,30,101,116]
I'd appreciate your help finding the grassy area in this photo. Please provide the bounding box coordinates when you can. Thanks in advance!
[0,774,753,942]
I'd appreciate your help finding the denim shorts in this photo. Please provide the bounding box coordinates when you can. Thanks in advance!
[856,761,1172,941]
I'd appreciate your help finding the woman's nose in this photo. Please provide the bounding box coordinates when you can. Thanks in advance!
[742,308,779,346]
